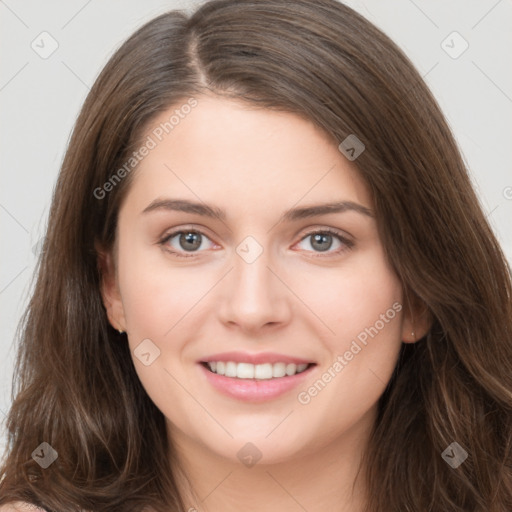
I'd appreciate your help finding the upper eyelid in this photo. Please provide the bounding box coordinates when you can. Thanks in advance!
[160,226,218,245]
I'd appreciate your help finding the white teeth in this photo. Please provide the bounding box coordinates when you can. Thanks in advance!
[225,361,237,377]
[236,363,254,379]
[206,361,311,379]
[254,363,273,379]
[285,363,297,376]
[272,362,286,378]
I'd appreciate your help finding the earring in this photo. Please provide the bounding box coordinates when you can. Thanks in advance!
[118,329,124,334]
[411,331,415,340]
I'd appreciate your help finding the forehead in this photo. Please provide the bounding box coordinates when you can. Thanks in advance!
[122,95,371,216]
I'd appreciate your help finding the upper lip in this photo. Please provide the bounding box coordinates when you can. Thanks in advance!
[200,351,315,365]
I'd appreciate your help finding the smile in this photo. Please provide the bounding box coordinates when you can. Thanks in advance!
[198,360,317,402]
[202,361,312,379]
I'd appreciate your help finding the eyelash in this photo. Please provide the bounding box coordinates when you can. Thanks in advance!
[158,227,354,259]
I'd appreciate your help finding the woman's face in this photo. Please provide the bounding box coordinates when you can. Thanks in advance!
[102,95,416,465]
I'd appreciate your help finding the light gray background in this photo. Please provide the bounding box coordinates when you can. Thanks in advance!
[1,0,511,457]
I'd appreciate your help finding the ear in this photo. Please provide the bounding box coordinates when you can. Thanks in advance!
[96,241,126,333]
[401,292,431,343]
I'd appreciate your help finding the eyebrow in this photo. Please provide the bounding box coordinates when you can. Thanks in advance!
[141,198,373,222]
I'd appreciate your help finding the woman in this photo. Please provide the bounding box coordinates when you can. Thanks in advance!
[1,0,511,510]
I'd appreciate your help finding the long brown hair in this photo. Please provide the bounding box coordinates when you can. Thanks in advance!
[1,1,511,510]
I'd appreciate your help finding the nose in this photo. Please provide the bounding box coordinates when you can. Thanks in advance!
[217,243,292,334]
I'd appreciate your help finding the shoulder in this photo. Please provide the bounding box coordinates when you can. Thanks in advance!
[0,503,46,511]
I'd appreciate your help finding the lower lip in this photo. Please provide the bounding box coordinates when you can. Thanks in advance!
[198,363,316,402]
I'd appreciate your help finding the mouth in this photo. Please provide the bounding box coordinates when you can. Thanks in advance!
[198,359,317,402]
[200,361,315,379]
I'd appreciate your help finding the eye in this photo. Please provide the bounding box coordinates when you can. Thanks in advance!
[159,229,216,258]
[158,227,354,259]
[295,229,354,256]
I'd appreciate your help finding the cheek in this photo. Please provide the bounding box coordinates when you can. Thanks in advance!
[296,259,403,420]
[331,264,402,343]
[293,247,404,402]
[117,235,209,338]
[290,244,403,345]
[115,240,212,410]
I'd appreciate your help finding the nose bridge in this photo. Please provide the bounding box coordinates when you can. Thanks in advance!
[219,233,289,329]
[233,234,275,300]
